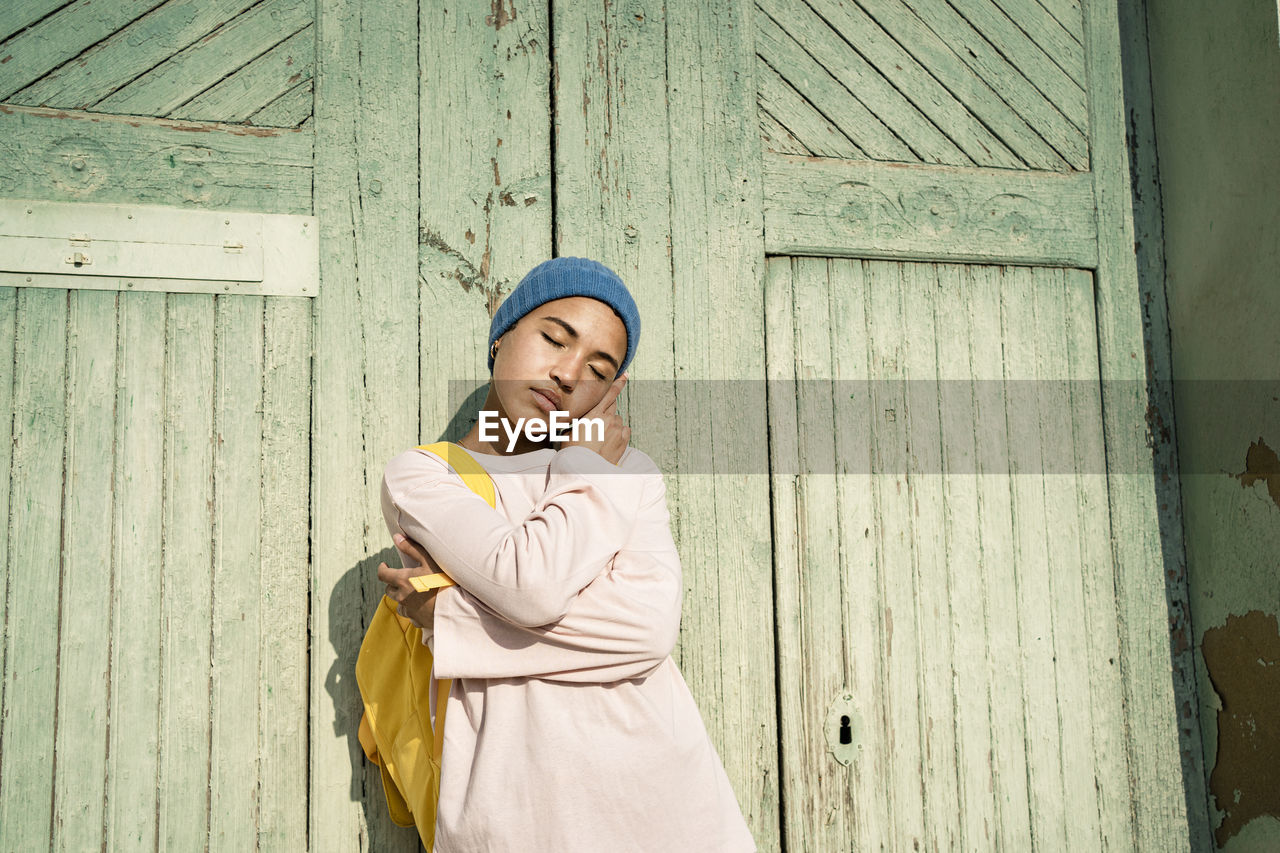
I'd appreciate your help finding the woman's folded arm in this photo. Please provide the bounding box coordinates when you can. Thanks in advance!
[381,445,649,627]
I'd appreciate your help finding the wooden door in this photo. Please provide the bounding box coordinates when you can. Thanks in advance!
[0,4,314,850]
[755,0,1187,850]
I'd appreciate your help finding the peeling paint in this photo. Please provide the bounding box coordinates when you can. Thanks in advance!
[1202,610,1280,846]
[1234,437,1280,511]
[486,0,516,30]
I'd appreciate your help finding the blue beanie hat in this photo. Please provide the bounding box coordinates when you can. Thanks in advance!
[487,257,640,375]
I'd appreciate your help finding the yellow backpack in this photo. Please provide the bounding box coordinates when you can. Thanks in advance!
[356,441,495,850]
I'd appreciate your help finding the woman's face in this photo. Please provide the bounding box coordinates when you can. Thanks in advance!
[491,296,628,423]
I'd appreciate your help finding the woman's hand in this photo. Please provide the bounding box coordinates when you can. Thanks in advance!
[561,373,629,464]
[377,532,443,630]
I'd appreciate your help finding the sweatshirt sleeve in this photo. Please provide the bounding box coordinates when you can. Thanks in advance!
[430,465,681,682]
[381,445,648,628]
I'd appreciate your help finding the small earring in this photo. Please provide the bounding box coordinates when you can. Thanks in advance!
[490,341,499,359]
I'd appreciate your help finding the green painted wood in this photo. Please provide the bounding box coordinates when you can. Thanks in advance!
[257,295,310,849]
[795,0,1024,169]
[51,289,116,852]
[1115,2,1209,845]
[95,0,313,118]
[0,287,66,851]
[969,265,1033,849]
[248,80,313,129]
[0,0,168,100]
[758,105,811,157]
[896,0,1087,167]
[209,294,263,850]
[156,293,215,851]
[172,25,315,124]
[1062,266,1136,851]
[311,0,422,847]
[416,0,551,436]
[105,292,165,850]
[0,289,12,845]
[762,154,1098,267]
[11,0,260,111]
[756,65,863,158]
[664,1,778,849]
[1039,0,1085,51]
[945,0,1087,122]
[552,0,677,491]
[755,10,912,162]
[1082,0,1192,845]
[989,0,1085,88]
[847,0,1069,170]
[758,0,970,166]
[0,106,312,213]
[0,0,69,44]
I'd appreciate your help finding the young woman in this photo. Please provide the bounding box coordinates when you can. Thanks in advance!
[377,257,756,852]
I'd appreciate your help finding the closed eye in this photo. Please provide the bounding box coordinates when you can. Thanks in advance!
[541,331,563,347]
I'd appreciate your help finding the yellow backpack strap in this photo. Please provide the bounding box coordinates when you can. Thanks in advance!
[406,442,496,594]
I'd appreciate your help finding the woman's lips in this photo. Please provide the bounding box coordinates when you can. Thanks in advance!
[531,388,560,412]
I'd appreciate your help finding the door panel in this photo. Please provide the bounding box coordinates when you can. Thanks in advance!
[766,256,1130,851]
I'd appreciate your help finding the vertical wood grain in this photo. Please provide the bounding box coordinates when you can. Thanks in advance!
[106,292,166,852]
[156,293,215,851]
[0,287,66,852]
[552,0,676,474]
[258,296,310,849]
[209,294,264,850]
[51,290,117,852]
[311,0,421,848]
[0,287,12,838]
[664,0,779,848]
[1083,0,1191,844]
[417,0,551,439]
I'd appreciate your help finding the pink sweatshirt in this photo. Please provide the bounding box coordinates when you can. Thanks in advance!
[380,444,756,853]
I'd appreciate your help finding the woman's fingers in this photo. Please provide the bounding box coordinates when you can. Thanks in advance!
[590,373,628,418]
[392,532,429,567]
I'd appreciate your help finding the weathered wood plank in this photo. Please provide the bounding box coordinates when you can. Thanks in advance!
[12,0,260,111]
[156,293,214,852]
[0,287,65,852]
[932,263,999,849]
[50,289,116,853]
[755,10,912,162]
[1083,0,1191,843]
[800,0,1024,169]
[172,25,315,124]
[756,64,863,158]
[257,295,310,849]
[1037,0,1084,49]
[897,0,1088,167]
[758,104,810,156]
[0,288,12,840]
[989,0,1086,89]
[1001,265,1070,848]
[850,0,1069,170]
[971,265,1032,848]
[758,0,970,166]
[311,0,422,847]
[105,291,165,851]
[248,79,313,128]
[0,0,69,44]
[828,258,891,852]
[95,0,313,118]
[901,262,961,851]
[1062,267,1135,851]
[763,154,1098,267]
[1034,266,1104,852]
[665,0,777,848]
[864,260,927,848]
[208,294,263,850]
[0,105,312,213]
[945,0,1087,125]
[0,0,168,100]
[552,0,676,499]
[417,0,551,449]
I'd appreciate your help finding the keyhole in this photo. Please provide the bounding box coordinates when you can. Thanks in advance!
[839,715,852,745]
